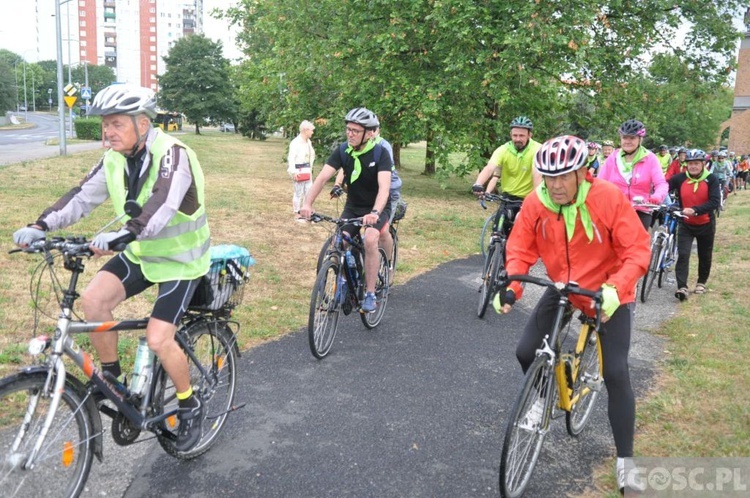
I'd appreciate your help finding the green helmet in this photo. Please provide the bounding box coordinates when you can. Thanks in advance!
[510,116,533,130]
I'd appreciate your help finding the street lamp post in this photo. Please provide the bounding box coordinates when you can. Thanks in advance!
[22,61,28,121]
[55,0,67,155]
[12,59,19,112]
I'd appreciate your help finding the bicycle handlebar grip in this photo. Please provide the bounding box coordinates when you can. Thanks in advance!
[111,242,128,252]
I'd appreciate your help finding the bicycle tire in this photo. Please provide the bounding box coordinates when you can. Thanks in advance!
[0,372,94,498]
[640,238,662,303]
[389,225,399,277]
[361,247,390,329]
[478,239,504,318]
[480,214,493,262]
[152,321,238,459]
[565,326,602,437]
[315,234,336,275]
[658,235,677,288]
[308,258,341,358]
[499,356,554,498]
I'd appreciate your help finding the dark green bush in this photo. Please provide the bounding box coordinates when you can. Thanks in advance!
[75,117,102,140]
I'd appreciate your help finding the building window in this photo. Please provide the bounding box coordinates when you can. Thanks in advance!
[150,64,156,71]
[150,7,155,13]
[79,0,85,6]
[150,26,156,32]
[80,30,86,37]
[150,45,156,52]
[79,10,85,17]
[81,40,87,47]
[80,20,86,27]
[150,36,156,42]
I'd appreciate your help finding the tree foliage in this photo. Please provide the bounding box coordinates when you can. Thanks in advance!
[158,34,234,134]
[227,1,743,174]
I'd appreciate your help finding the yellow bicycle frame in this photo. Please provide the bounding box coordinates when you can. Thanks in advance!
[555,322,603,412]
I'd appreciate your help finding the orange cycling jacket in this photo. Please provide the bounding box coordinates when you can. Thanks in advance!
[505,177,651,314]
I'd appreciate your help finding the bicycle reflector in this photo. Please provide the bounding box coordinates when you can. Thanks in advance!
[62,441,74,467]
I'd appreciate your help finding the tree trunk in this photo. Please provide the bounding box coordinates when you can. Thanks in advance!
[424,128,436,175]
[195,124,200,135]
[392,143,401,168]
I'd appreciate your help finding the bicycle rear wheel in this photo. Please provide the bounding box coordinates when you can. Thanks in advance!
[658,236,676,288]
[478,239,504,318]
[565,326,602,437]
[499,356,554,498]
[308,258,341,358]
[0,372,94,498]
[153,321,238,459]
[388,225,399,277]
[640,238,663,303]
[361,248,390,329]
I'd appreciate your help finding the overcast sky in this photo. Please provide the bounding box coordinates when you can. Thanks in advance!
[0,0,243,63]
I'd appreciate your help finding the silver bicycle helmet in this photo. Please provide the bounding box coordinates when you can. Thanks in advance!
[685,149,705,162]
[510,116,534,130]
[344,107,380,130]
[88,84,157,119]
[534,135,588,177]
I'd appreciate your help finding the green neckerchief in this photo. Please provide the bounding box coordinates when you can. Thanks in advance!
[537,180,594,242]
[686,167,710,192]
[346,139,376,183]
[618,145,649,174]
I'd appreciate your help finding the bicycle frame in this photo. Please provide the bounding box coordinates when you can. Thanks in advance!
[505,274,603,411]
[554,319,603,412]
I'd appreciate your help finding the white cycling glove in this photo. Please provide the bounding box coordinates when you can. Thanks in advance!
[13,226,46,247]
[91,229,133,251]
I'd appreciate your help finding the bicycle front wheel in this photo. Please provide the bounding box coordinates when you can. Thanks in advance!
[0,372,94,498]
[478,240,504,318]
[309,257,341,358]
[361,248,390,329]
[499,356,554,498]
[640,238,663,303]
[153,321,238,459]
[315,234,335,275]
[566,326,602,437]
[480,214,494,262]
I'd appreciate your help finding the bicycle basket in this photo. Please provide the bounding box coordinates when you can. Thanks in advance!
[393,200,408,221]
[189,245,255,311]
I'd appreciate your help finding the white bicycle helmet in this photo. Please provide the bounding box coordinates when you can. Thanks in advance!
[534,135,588,177]
[344,107,380,130]
[88,84,157,119]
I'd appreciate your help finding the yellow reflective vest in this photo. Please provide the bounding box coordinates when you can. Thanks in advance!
[103,130,210,282]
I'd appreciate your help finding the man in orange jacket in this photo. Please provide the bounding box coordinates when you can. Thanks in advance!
[494,135,650,494]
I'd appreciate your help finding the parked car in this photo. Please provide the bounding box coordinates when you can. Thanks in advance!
[220,123,235,133]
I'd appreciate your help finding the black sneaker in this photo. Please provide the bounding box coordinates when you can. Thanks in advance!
[175,395,204,452]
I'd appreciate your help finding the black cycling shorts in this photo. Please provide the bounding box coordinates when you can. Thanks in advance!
[100,253,201,325]
[341,204,391,239]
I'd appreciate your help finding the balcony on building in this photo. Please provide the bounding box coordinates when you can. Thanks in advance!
[104,33,117,48]
[104,8,116,21]
[105,52,117,68]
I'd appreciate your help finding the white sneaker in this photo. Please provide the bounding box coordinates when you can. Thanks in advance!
[617,458,647,495]
[518,397,545,431]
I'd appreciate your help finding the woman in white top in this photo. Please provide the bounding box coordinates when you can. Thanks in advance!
[288,120,316,221]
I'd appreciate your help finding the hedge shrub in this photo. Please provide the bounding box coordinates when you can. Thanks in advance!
[74,117,102,140]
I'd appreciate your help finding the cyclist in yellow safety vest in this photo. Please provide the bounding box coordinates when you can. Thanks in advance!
[13,84,210,453]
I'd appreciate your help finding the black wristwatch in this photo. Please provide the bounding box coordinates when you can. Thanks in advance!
[371,209,380,215]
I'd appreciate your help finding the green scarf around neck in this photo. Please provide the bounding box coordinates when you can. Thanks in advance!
[619,145,648,173]
[686,167,710,192]
[537,180,594,242]
[346,139,376,183]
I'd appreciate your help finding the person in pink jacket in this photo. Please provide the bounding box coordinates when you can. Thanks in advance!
[597,119,668,229]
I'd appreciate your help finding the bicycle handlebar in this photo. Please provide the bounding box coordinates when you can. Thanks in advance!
[479,193,524,210]
[500,273,604,329]
[633,202,687,218]
[309,213,366,226]
[10,237,95,257]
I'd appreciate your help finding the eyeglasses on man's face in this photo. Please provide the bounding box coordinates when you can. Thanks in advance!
[345,127,365,136]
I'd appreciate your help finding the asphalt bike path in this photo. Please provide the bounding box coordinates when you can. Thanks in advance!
[106,255,671,497]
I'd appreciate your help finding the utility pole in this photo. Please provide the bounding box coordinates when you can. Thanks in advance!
[23,61,28,121]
